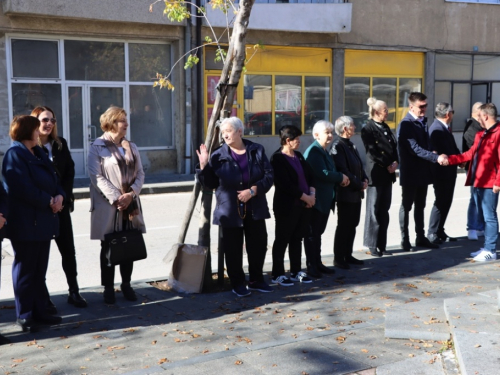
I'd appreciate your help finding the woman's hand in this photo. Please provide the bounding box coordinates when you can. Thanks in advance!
[50,195,64,213]
[0,213,6,229]
[116,193,133,211]
[340,174,350,187]
[237,186,257,203]
[362,179,368,190]
[301,193,316,208]
[387,161,398,174]
[196,144,209,169]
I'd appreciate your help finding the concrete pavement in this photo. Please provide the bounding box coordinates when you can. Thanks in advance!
[0,173,499,374]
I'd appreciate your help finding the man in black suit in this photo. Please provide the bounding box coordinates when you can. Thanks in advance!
[427,103,461,244]
[397,92,447,251]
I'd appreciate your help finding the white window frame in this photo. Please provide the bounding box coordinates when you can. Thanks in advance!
[6,34,175,151]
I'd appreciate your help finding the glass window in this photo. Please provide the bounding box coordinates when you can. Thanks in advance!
[435,82,451,104]
[492,83,500,108]
[129,43,170,82]
[274,76,301,134]
[204,46,225,70]
[435,54,472,80]
[68,87,84,149]
[452,83,470,132]
[373,78,396,125]
[398,78,422,107]
[473,55,500,81]
[12,39,59,78]
[12,83,63,136]
[344,77,369,128]
[90,87,124,139]
[65,41,125,81]
[244,75,272,135]
[304,76,329,134]
[130,86,172,147]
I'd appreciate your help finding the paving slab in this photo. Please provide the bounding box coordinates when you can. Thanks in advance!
[385,300,450,341]
[375,353,445,375]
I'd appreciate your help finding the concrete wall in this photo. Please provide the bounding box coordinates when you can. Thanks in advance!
[342,0,500,53]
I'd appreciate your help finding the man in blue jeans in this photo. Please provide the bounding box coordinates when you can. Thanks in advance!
[445,103,500,261]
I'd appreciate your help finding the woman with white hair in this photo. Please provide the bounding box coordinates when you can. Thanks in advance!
[361,97,398,257]
[303,120,349,278]
[330,116,368,269]
[196,117,274,297]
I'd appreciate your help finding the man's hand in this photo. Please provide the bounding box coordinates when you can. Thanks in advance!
[437,154,449,166]
[493,185,500,194]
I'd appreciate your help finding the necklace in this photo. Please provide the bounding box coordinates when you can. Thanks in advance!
[237,198,246,219]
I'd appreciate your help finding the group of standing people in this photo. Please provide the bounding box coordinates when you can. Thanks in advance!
[0,105,146,343]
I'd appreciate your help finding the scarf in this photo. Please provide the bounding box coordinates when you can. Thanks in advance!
[102,132,139,218]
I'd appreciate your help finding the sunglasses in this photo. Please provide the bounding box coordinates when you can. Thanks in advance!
[41,118,57,124]
[418,104,428,109]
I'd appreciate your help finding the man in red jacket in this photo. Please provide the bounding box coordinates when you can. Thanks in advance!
[443,103,500,261]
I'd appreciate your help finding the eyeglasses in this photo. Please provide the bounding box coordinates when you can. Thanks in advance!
[418,104,428,109]
[41,118,56,124]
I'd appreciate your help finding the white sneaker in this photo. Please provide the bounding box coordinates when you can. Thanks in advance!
[470,248,484,257]
[477,230,485,237]
[290,271,313,283]
[473,250,497,261]
[271,275,294,287]
[468,230,478,241]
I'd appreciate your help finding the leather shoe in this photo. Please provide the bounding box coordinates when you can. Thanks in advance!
[103,287,116,304]
[318,263,335,274]
[16,318,38,332]
[345,256,364,265]
[416,237,439,249]
[369,248,382,257]
[121,284,138,301]
[68,291,88,308]
[0,333,11,345]
[334,260,350,270]
[306,266,322,279]
[35,315,62,325]
[437,232,457,242]
[401,241,413,252]
[427,234,443,245]
[380,250,393,256]
[46,299,58,315]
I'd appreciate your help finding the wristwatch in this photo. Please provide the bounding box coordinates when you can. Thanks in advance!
[130,192,137,200]
[249,188,255,197]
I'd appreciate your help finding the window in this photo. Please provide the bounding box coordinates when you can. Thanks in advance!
[12,39,59,78]
[445,0,500,3]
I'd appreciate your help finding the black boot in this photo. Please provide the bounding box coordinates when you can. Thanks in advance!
[68,289,88,308]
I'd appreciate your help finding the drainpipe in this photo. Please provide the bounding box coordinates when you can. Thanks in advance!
[184,3,193,174]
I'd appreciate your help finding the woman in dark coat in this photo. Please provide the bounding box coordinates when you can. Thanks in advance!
[196,117,274,297]
[2,115,65,332]
[270,126,315,286]
[330,116,368,270]
[0,184,8,344]
[31,106,87,309]
[361,98,399,257]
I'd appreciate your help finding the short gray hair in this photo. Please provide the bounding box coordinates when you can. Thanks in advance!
[312,120,334,139]
[334,116,353,136]
[435,102,453,119]
[220,117,244,133]
[472,102,483,116]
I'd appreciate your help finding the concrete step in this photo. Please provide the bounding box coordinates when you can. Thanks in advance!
[375,352,446,375]
[385,299,451,341]
[444,289,500,375]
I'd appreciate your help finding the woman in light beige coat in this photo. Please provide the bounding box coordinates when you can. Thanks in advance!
[88,106,146,305]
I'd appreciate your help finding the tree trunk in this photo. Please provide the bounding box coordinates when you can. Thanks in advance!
[177,0,256,290]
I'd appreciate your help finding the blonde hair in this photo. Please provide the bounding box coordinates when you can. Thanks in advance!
[367,97,386,120]
[100,106,127,132]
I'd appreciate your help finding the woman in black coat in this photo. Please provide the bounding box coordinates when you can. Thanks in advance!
[330,116,368,270]
[31,106,87,309]
[270,126,315,286]
[361,98,399,257]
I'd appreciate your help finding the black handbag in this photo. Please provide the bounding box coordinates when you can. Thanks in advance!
[104,211,147,266]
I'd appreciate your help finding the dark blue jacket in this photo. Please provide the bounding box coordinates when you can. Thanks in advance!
[396,113,438,186]
[2,141,65,241]
[0,183,7,240]
[429,119,460,181]
[197,139,273,227]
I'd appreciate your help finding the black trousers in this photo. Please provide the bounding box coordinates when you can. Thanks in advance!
[272,205,311,277]
[100,240,134,288]
[363,184,392,251]
[334,201,361,262]
[304,207,332,268]
[219,217,268,288]
[428,178,456,236]
[399,184,428,242]
[55,206,79,291]
[11,240,51,319]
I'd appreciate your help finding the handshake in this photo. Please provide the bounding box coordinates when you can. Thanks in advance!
[437,154,449,166]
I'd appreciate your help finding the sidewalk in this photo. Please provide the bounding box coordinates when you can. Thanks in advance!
[1,236,497,374]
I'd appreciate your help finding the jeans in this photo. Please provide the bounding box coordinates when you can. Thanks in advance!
[467,186,485,231]
[473,187,499,251]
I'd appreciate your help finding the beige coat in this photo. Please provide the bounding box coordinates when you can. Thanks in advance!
[88,137,146,240]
